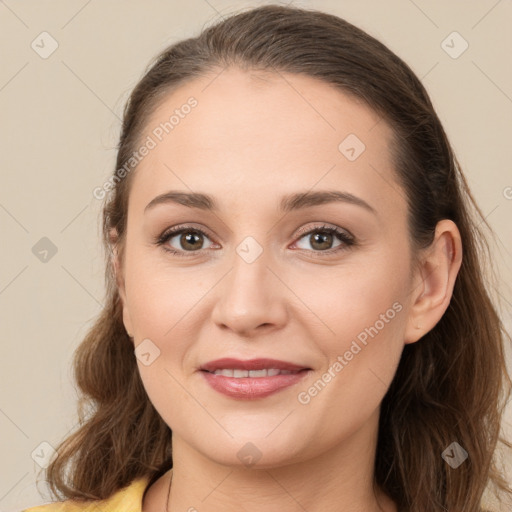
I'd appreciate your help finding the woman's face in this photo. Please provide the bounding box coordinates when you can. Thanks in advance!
[117,68,421,468]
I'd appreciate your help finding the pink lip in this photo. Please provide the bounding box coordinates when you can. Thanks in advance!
[199,358,311,400]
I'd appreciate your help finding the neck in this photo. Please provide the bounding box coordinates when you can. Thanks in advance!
[163,409,396,512]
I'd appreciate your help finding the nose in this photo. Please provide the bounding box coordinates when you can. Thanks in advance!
[210,248,289,338]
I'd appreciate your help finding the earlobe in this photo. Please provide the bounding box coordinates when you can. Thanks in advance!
[404,219,463,344]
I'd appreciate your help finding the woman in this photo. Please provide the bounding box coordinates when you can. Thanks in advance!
[24,4,512,512]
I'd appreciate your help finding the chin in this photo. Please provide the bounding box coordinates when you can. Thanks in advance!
[189,431,309,470]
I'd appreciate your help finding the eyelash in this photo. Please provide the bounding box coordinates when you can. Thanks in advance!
[155,223,356,258]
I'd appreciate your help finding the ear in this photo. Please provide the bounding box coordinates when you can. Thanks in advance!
[109,228,134,339]
[404,219,463,344]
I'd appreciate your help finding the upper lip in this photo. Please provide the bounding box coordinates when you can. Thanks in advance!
[200,358,310,372]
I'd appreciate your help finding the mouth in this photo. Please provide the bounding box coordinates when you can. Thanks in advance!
[198,357,312,399]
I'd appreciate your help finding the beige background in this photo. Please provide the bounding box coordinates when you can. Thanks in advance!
[0,1,511,510]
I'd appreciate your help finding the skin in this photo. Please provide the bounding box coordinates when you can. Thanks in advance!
[112,68,462,511]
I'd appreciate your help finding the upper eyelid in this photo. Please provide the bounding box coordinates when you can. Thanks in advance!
[294,223,353,238]
[159,223,212,238]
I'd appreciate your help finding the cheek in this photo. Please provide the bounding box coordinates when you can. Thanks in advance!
[124,250,207,338]
[292,249,408,344]
[292,294,406,444]
[291,250,408,404]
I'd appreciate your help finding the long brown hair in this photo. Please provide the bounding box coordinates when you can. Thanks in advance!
[42,5,512,511]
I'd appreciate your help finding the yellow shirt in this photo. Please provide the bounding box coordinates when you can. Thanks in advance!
[22,476,152,512]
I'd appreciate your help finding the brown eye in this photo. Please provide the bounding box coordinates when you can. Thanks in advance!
[294,226,354,253]
[308,231,335,251]
[177,231,205,251]
[157,226,215,255]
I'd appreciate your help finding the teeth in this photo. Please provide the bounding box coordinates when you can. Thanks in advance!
[211,368,297,377]
[248,369,267,377]
[213,369,234,377]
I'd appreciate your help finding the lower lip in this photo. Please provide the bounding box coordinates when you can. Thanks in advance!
[200,370,310,399]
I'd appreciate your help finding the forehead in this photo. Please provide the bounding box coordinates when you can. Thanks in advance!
[129,68,403,219]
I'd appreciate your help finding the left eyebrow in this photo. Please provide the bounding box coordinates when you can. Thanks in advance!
[144,190,377,215]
